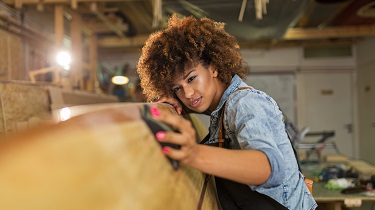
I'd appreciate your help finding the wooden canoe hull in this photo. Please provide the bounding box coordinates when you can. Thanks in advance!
[0,103,218,210]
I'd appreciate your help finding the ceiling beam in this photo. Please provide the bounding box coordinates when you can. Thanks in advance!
[2,0,133,4]
[124,2,153,33]
[98,34,150,48]
[93,10,125,38]
[97,35,360,52]
[284,25,375,40]
[238,39,357,49]
[86,21,128,34]
[97,26,371,48]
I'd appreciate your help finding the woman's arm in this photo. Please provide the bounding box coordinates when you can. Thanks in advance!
[189,145,271,185]
[154,97,211,116]
[154,96,183,115]
[226,89,287,188]
[151,106,271,185]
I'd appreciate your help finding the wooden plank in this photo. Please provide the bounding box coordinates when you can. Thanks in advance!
[54,4,64,48]
[93,11,125,38]
[71,0,77,9]
[14,0,22,8]
[36,2,44,11]
[3,0,132,4]
[0,103,219,210]
[98,34,149,47]
[70,10,83,89]
[88,33,98,91]
[0,30,7,80]
[0,14,54,44]
[284,25,375,40]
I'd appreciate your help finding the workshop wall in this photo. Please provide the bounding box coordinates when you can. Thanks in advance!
[356,37,375,165]
[0,29,24,81]
[0,82,50,135]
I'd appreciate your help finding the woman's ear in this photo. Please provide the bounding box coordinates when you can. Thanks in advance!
[210,65,218,78]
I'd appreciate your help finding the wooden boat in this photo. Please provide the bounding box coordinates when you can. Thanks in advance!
[0,103,219,210]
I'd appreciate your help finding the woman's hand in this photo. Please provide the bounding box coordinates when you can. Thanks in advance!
[149,105,271,185]
[150,106,198,166]
[153,97,183,115]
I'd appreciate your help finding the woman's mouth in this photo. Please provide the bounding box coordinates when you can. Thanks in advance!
[190,97,202,108]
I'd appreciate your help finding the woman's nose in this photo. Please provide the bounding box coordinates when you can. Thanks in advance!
[183,85,194,98]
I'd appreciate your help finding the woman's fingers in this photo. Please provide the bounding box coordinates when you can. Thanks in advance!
[150,106,197,164]
[160,137,197,165]
[161,145,191,164]
[155,131,187,146]
[154,97,182,115]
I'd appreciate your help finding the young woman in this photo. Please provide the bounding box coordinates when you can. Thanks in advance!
[137,14,317,210]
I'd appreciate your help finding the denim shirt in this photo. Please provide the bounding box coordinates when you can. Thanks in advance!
[206,75,317,210]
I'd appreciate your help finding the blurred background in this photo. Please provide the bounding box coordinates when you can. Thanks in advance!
[0,1,375,208]
[0,0,374,161]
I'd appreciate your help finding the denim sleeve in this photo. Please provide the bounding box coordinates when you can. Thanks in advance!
[225,89,286,188]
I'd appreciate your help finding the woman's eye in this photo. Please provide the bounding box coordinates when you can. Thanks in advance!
[187,76,196,83]
[173,87,181,93]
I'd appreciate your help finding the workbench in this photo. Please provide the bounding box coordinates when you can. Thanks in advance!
[302,159,375,210]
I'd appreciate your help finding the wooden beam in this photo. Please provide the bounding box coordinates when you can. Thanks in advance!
[284,25,375,40]
[98,35,150,48]
[89,2,97,12]
[3,0,133,4]
[67,3,119,14]
[0,14,54,48]
[93,11,125,38]
[64,7,93,35]
[54,4,64,49]
[71,0,78,9]
[125,2,153,31]
[14,0,23,9]
[88,21,128,34]
[294,1,316,28]
[101,34,355,49]
[70,10,83,89]
[36,2,44,11]
[88,33,98,92]
[238,39,357,49]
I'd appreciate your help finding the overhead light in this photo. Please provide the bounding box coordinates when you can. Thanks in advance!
[56,51,71,71]
[111,76,129,85]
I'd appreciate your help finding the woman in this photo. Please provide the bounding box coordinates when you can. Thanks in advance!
[137,14,317,210]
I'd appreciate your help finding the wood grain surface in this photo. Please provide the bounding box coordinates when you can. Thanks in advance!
[0,103,219,210]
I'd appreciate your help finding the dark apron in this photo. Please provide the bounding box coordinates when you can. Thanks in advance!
[200,134,288,210]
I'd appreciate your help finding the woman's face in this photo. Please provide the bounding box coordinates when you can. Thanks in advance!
[172,63,227,113]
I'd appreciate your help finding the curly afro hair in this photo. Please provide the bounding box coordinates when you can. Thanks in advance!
[137,14,248,101]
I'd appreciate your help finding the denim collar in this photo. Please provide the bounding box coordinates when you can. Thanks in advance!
[210,74,243,118]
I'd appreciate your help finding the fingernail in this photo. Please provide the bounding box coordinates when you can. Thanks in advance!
[177,109,182,115]
[162,147,169,153]
[156,131,166,140]
[153,99,159,102]
[150,106,160,117]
